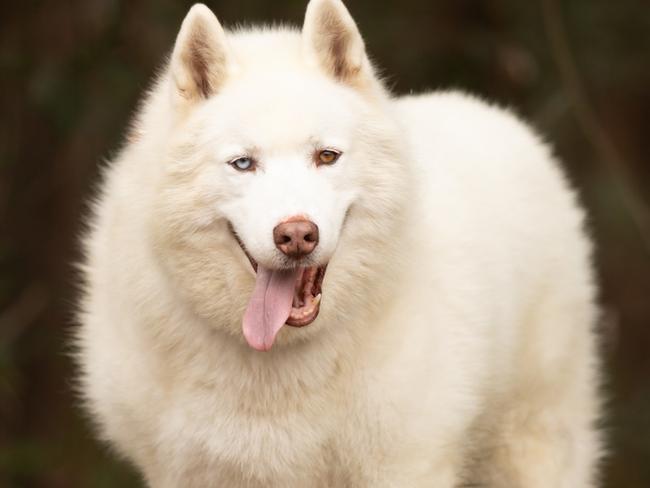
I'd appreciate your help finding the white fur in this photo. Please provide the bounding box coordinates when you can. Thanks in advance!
[77,1,602,486]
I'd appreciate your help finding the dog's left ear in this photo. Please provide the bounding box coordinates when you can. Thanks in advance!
[169,4,229,108]
[302,0,369,85]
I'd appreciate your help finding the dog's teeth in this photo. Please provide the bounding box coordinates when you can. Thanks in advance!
[298,294,322,317]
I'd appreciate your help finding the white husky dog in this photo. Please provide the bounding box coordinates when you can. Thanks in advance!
[77,0,601,486]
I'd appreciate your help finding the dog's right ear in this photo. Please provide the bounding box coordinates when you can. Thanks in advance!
[169,4,229,108]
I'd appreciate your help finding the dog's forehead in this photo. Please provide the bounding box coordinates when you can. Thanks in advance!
[199,73,362,146]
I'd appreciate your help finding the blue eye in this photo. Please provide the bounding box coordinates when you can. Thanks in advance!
[230,156,255,171]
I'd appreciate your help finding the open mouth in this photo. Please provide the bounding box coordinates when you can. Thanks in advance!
[229,223,326,350]
[287,266,325,326]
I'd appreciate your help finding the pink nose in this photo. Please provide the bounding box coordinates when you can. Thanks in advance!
[273,219,319,258]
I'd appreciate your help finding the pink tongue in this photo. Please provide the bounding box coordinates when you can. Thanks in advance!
[242,265,301,351]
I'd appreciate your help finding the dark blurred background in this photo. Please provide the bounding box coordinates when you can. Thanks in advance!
[1,0,649,486]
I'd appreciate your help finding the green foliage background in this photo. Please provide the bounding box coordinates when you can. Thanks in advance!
[1,0,649,486]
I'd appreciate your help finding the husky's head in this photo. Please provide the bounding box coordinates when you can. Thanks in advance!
[150,0,410,351]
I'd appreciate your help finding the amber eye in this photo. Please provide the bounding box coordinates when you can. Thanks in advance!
[317,149,341,166]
